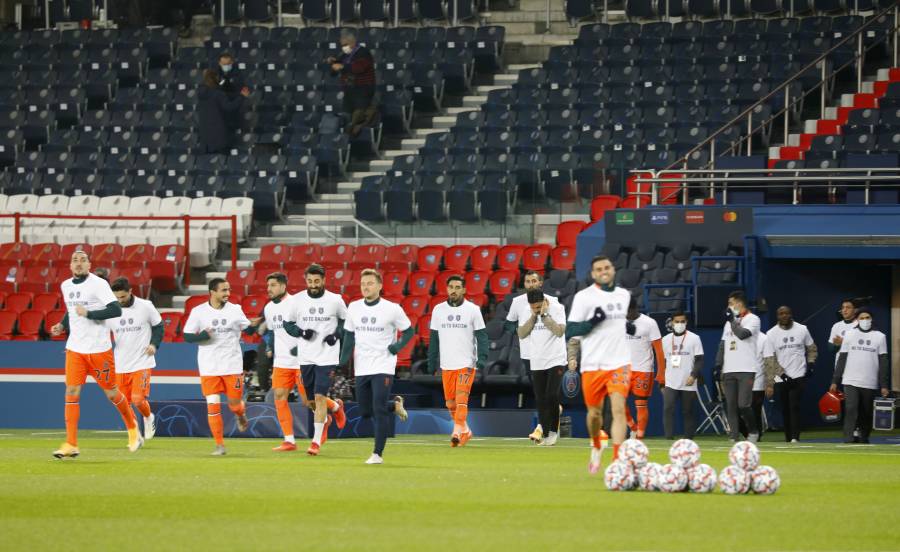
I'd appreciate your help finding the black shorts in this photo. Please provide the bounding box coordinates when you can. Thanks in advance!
[301,364,336,396]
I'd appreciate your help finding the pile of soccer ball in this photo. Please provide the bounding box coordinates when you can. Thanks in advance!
[604,439,780,495]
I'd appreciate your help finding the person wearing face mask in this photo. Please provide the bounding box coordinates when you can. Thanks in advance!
[327,29,377,137]
[715,291,762,443]
[198,69,250,154]
[215,52,248,132]
[830,309,890,444]
[660,312,704,439]
[764,306,817,443]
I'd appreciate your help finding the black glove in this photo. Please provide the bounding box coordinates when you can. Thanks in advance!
[300,328,315,341]
[590,306,606,326]
[323,333,339,346]
[780,372,792,382]
[625,321,636,336]
[725,309,734,323]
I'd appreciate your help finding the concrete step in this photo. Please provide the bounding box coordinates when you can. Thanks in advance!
[413,127,449,137]
[445,106,478,115]
[840,93,856,107]
[337,181,363,193]
[303,203,354,214]
[475,85,510,94]
[803,119,818,133]
[824,106,838,120]
[462,95,488,107]
[400,138,426,149]
[861,80,875,94]
[786,133,801,147]
[493,73,519,84]
[318,193,354,201]
[381,149,410,159]
[431,115,458,128]
[768,145,783,159]
[367,159,394,171]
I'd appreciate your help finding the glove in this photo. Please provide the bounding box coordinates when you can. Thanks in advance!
[289,346,298,356]
[805,362,815,376]
[724,309,734,323]
[300,328,315,341]
[590,306,606,326]
[323,333,339,346]
[780,372,792,382]
[712,366,722,383]
[625,321,636,336]
[387,343,400,355]
[476,360,485,370]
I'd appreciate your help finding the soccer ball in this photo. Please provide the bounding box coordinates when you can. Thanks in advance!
[657,464,688,493]
[750,465,781,495]
[687,464,718,493]
[619,438,649,469]
[637,462,663,491]
[728,441,761,471]
[604,460,637,491]
[668,438,701,469]
[718,465,751,495]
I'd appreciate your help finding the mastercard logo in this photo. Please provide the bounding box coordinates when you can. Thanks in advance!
[722,211,738,222]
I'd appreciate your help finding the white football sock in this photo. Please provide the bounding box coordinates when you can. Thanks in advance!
[313,423,324,445]
[284,434,295,444]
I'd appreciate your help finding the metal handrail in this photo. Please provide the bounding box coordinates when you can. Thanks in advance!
[662,3,900,173]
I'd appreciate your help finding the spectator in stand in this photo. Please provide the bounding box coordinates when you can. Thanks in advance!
[198,69,249,154]
[216,52,247,132]
[327,29,377,137]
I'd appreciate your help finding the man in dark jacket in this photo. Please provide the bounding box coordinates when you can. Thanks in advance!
[198,69,249,154]
[328,30,377,136]
[216,52,247,131]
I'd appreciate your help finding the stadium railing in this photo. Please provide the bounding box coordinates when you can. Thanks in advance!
[0,213,238,285]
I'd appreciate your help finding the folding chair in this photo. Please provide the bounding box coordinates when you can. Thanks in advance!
[696,381,729,435]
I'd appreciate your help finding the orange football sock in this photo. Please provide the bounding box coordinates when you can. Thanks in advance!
[207,403,224,445]
[228,401,246,417]
[635,400,649,436]
[613,444,620,460]
[132,395,151,418]
[110,391,136,429]
[275,399,293,438]
[592,434,602,449]
[625,408,636,432]
[326,398,339,412]
[65,394,79,446]
[454,393,469,429]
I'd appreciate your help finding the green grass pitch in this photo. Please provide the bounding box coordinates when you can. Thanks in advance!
[2,430,900,551]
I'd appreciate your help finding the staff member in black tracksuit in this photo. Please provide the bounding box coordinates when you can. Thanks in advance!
[198,69,249,154]
[327,30,377,136]
[215,52,247,132]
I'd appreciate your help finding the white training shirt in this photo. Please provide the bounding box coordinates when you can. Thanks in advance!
[525,300,567,372]
[291,290,347,366]
[430,299,486,370]
[567,285,632,372]
[829,319,857,366]
[721,312,761,374]
[754,332,768,391]
[838,328,887,390]
[626,313,662,373]
[183,301,251,376]
[61,273,118,354]
[506,293,561,360]
[264,293,297,369]
[106,297,162,374]
[766,322,814,379]
[345,297,412,376]
[661,331,704,392]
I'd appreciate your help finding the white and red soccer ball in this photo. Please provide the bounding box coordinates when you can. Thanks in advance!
[728,441,760,471]
[668,438,701,469]
[750,465,781,495]
[604,460,637,491]
[657,464,688,493]
[687,463,717,493]
[619,438,649,469]
[718,465,752,494]
[637,462,663,491]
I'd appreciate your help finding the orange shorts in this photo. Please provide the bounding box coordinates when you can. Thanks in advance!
[65,349,116,390]
[200,374,244,399]
[272,367,307,398]
[581,365,631,407]
[629,371,653,398]
[116,369,152,400]
[442,367,476,402]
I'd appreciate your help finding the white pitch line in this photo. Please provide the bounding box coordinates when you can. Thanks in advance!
[30,432,66,435]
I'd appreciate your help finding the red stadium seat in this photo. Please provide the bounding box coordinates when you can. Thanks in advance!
[29,243,61,266]
[465,271,490,295]
[183,295,208,318]
[45,310,67,340]
[31,293,59,314]
[550,246,576,271]
[619,195,650,209]
[326,268,353,293]
[626,172,681,204]
[443,245,473,272]
[115,267,152,297]
[5,292,32,314]
[470,245,499,271]
[246,272,269,296]
[119,244,155,269]
[395,334,418,369]
[383,244,419,272]
[149,245,186,292]
[19,266,56,294]
[496,245,526,271]
[467,294,488,308]
[382,271,409,297]
[489,270,518,301]
[401,296,429,319]
[345,286,363,304]
[59,243,92,262]
[416,245,445,272]
[92,243,123,267]
[16,310,43,340]
[408,271,436,296]
[556,220,587,247]
[0,290,6,308]
[241,295,268,318]
[428,294,448,311]
[322,244,355,268]
[253,260,281,273]
[523,244,552,272]
[226,268,255,295]
[161,311,183,342]
[0,264,24,294]
[286,269,308,294]
[0,311,16,339]
[382,294,404,305]
[590,195,621,221]
[434,271,458,295]
[286,244,323,270]
[417,315,432,346]
[349,244,387,271]
[259,244,290,269]
[0,242,30,263]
